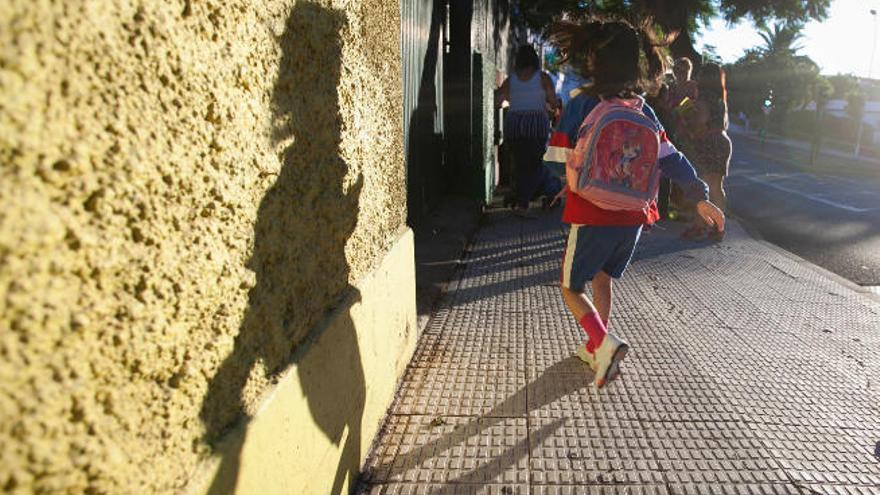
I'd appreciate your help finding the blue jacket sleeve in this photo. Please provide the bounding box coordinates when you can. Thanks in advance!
[659,153,709,202]
[562,94,600,143]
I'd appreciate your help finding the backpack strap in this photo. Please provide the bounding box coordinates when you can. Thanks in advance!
[603,95,645,111]
[580,96,647,133]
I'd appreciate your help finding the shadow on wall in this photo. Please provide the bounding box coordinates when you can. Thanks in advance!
[199,3,366,494]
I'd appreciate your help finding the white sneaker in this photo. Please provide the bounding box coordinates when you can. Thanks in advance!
[592,332,628,388]
[575,345,597,371]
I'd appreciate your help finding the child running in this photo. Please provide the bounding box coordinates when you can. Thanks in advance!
[545,19,726,388]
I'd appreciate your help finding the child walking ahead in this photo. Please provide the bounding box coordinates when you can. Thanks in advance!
[545,20,726,388]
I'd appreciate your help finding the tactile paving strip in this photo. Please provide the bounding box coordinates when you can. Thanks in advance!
[394,365,526,417]
[666,484,802,495]
[647,420,788,486]
[361,213,880,493]
[530,487,671,495]
[794,486,880,495]
[619,372,752,423]
[363,415,530,485]
[409,308,528,371]
[363,484,528,494]
[528,417,667,485]
[760,423,880,486]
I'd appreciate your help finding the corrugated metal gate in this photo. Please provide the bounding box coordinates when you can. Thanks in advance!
[402,0,523,224]
[401,0,446,224]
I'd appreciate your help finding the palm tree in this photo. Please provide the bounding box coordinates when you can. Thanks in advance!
[517,0,831,65]
[726,19,821,130]
[757,21,805,60]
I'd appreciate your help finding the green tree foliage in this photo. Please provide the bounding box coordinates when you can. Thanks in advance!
[725,21,822,128]
[756,21,804,58]
[827,74,860,100]
[826,73,865,135]
[701,44,723,64]
[517,0,830,62]
[845,89,866,124]
[718,0,830,26]
[775,75,867,146]
[813,76,833,106]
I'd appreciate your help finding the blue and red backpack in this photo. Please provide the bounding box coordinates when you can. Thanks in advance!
[566,96,662,212]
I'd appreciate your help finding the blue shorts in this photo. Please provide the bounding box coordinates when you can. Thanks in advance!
[560,224,642,290]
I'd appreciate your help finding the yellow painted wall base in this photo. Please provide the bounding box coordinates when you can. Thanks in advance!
[188,228,417,495]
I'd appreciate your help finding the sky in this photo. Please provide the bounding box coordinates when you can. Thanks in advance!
[696,0,880,78]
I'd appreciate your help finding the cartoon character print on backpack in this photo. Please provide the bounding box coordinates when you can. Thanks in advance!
[605,130,643,188]
[595,122,656,193]
[616,134,654,193]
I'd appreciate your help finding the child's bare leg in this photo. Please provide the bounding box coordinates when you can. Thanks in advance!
[561,285,597,320]
[562,283,626,387]
[561,285,607,353]
[591,271,612,326]
[706,172,727,212]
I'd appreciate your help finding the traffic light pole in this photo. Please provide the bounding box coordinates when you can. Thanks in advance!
[761,90,772,153]
[856,9,878,158]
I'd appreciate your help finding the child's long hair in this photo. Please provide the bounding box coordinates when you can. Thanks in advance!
[550,18,674,98]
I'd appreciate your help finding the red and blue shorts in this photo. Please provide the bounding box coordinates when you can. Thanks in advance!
[560,224,643,290]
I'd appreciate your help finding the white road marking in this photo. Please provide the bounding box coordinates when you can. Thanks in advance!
[740,175,877,213]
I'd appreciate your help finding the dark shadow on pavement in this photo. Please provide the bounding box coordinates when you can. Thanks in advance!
[361,358,592,489]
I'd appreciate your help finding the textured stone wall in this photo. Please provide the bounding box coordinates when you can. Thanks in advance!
[0,0,405,492]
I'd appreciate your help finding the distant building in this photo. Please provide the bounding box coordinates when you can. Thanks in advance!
[803,99,880,144]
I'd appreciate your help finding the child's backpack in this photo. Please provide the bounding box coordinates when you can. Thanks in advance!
[566,96,661,211]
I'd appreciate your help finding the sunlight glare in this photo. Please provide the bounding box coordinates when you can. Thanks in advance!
[698,0,880,77]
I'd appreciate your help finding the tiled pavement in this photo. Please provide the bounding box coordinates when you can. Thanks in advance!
[359,208,880,495]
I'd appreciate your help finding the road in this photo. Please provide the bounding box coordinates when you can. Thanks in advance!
[725,133,880,287]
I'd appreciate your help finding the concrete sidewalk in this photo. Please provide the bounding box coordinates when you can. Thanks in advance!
[359,207,880,495]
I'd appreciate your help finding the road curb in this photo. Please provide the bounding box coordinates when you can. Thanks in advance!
[727,212,880,304]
